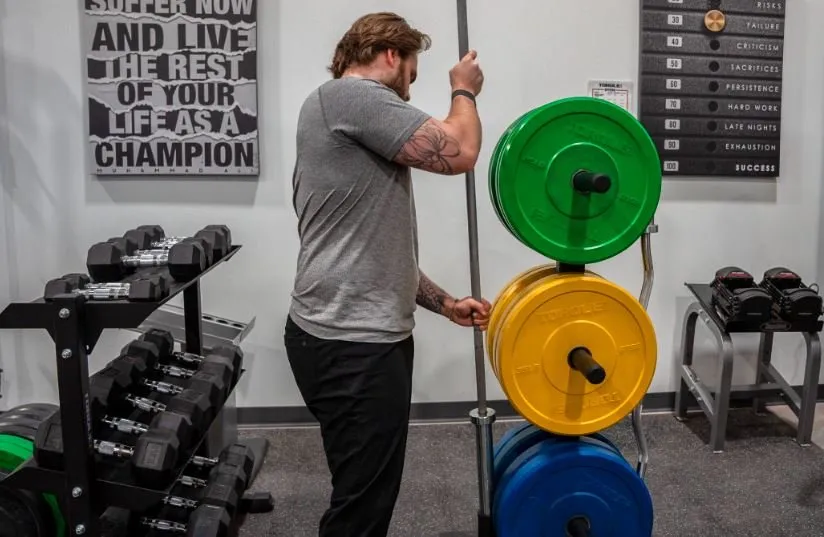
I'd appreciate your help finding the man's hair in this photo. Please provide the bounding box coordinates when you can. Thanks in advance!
[329,12,432,78]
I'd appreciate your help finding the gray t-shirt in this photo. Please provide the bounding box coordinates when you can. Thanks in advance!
[289,77,431,343]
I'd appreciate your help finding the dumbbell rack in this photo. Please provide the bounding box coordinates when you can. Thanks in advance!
[0,245,244,536]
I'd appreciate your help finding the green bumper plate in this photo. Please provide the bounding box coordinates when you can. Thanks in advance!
[0,433,66,537]
[491,97,662,264]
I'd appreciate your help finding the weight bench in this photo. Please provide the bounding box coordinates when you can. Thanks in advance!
[674,283,822,453]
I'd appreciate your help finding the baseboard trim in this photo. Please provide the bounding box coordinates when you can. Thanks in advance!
[238,385,824,426]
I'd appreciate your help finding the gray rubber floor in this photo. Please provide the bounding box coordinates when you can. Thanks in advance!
[236,408,824,536]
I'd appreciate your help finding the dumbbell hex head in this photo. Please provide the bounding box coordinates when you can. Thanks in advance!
[123,228,155,250]
[201,472,242,519]
[60,273,91,290]
[136,225,165,243]
[87,242,130,282]
[209,346,244,386]
[188,370,227,411]
[195,228,229,261]
[167,241,208,282]
[139,329,175,359]
[108,236,139,256]
[149,411,195,452]
[33,412,64,470]
[208,461,247,496]
[186,504,231,537]
[120,340,161,370]
[198,359,234,400]
[132,427,181,488]
[166,388,212,436]
[89,364,139,419]
[219,444,255,488]
[126,275,169,301]
[203,225,232,249]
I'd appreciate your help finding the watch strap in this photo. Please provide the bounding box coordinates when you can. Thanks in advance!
[451,89,476,104]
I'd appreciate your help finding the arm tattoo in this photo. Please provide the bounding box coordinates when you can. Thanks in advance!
[416,272,454,316]
[396,120,461,174]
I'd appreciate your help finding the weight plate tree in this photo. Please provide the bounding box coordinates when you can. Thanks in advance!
[485,96,662,537]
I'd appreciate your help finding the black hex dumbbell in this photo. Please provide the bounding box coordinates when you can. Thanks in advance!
[89,364,213,442]
[86,236,208,283]
[106,352,226,420]
[102,504,231,537]
[162,459,251,520]
[126,336,240,400]
[90,359,219,452]
[35,411,185,488]
[139,329,243,388]
[119,340,234,410]
[126,225,232,263]
[43,272,169,302]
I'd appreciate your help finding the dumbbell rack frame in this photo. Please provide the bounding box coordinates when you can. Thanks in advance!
[0,245,243,536]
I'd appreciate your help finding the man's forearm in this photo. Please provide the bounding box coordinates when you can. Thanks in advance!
[443,93,482,160]
[416,271,456,317]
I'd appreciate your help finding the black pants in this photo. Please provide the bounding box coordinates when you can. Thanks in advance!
[284,315,414,537]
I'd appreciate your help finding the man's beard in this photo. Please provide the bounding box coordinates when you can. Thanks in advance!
[384,70,409,101]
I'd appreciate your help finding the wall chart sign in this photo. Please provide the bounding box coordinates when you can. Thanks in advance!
[638,0,786,177]
[83,0,259,176]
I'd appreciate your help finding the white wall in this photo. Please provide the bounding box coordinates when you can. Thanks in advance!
[0,0,822,412]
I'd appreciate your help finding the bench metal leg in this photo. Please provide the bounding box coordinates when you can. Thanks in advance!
[675,304,700,420]
[797,332,821,446]
[675,301,735,452]
[752,333,774,416]
[710,330,735,453]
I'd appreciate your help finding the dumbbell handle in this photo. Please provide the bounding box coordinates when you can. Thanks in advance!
[101,416,149,435]
[77,287,131,300]
[141,518,187,533]
[85,282,130,290]
[122,253,169,268]
[152,237,188,248]
[163,495,200,509]
[157,363,195,379]
[125,394,166,413]
[95,438,214,483]
[144,378,184,395]
[170,351,205,366]
[178,474,209,488]
[190,455,219,468]
[94,439,134,459]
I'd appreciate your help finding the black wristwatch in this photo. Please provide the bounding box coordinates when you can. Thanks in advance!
[452,89,476,105]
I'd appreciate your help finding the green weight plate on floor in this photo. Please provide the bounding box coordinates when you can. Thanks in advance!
[496,97,662,264]
[0,404,59,424]
[0,433,66,537]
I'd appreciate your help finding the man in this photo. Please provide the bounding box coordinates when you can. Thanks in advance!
[285,12,490,537]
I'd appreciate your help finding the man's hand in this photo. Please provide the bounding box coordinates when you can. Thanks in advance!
[446,296,492,331]
[450,49,484,97]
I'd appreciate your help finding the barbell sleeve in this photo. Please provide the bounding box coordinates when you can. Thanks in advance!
[566,517,591,537]
[573,171,612,194]
[568,347,606,385]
